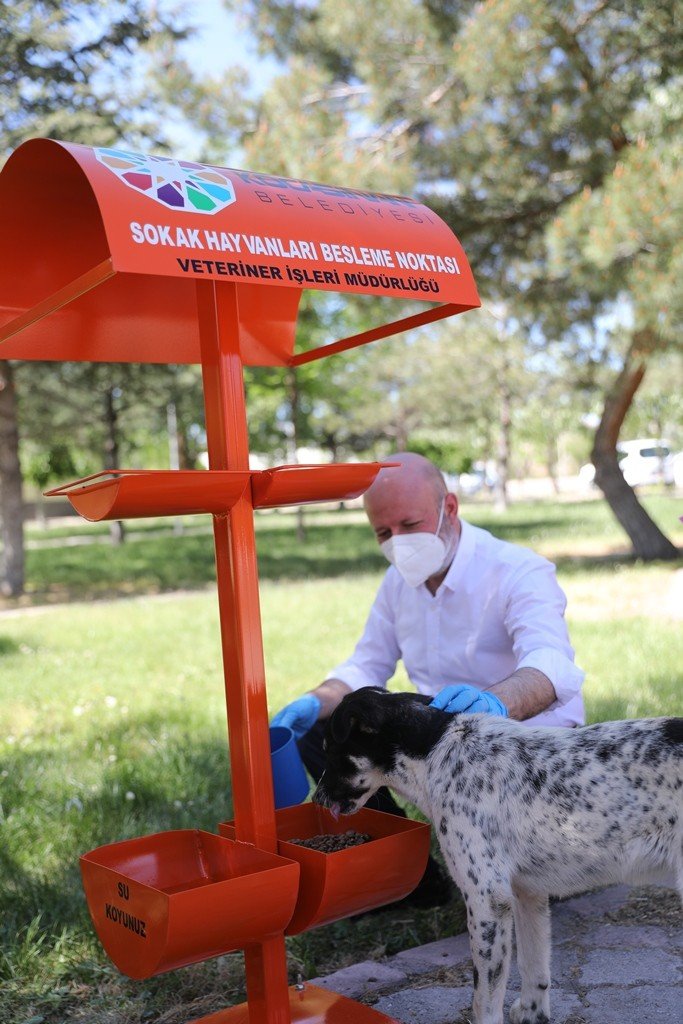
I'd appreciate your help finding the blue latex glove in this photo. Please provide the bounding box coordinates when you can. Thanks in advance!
[271,694,322,739]
[430,684,508,717]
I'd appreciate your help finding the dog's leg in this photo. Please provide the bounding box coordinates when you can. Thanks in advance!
[465,888,514,1024]
[509,890,551,1024]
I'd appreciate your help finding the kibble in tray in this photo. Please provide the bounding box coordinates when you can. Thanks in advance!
[288,830,372,852]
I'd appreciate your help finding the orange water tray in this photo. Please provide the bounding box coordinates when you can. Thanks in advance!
[220,805,431,935]
[80,829,299,979]
[45,463,392,520]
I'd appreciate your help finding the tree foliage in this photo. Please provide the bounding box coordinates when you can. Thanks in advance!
[2,1,681,595]
[231,0,681,276]
[0,0,195,592]
[0,0,189,155]
[217,0,682,556]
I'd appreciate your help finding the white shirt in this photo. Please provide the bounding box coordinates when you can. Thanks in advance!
[326,519,585,728]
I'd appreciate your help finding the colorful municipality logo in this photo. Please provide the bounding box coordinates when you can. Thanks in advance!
[95,148,236,214]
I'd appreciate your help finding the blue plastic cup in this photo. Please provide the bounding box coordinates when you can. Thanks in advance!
[269,725,310,809]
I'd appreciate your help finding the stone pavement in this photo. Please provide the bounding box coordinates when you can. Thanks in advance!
[311,885,682,1023]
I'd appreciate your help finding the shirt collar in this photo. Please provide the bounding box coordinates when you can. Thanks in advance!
[441,518,476,593]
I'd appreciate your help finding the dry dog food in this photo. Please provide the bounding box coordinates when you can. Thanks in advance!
[288,831,372,852]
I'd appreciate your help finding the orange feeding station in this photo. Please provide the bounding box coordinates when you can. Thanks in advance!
[0,139,480,1023]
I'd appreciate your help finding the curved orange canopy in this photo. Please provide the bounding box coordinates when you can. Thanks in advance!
[0,139,480,365]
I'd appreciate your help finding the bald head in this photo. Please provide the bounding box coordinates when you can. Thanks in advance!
[364,452,447,513]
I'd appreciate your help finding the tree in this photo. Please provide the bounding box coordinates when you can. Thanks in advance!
[622,351,683,445]
[0,2,190,158]
[546,80,682,558]
[0,361,23,595]
[168,36,422,479]
[0,1,192,594]
[23,442,79,528]
[15,360,206,541]
[226,0,682,556]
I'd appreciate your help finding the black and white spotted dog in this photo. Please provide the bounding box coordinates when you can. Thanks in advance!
[313,687,683,1024]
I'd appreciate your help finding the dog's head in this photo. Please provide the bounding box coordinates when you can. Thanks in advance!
[312,686,450,817]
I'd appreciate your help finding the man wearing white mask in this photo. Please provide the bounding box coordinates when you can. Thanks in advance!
[271,452,585,907]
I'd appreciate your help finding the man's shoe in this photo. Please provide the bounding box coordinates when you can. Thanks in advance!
[353,855,452,919]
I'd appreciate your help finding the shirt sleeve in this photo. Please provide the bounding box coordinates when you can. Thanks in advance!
[502,558,585,707]
[324,572,401,692]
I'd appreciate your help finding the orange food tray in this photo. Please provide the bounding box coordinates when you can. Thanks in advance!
[251,463,392,508]
[45,470,251,520]
[220,805,430,934]
[80,829,299,979]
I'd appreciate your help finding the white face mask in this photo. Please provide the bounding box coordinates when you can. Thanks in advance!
[380,499,453,588]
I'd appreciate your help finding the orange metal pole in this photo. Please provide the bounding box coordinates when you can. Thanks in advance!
[196,279,291,1024]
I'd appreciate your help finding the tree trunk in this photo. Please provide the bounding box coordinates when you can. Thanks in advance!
[592,331,678,561]
[394,411,410,452]
[104,386,125,545]
[493,357,511,512]
[546,435,561,496]
[0,360,25,596]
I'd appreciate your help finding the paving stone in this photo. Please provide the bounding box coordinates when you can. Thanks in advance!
[558,886,631,918]
[309,960,407,998]
[549,910,583,946]
[314,884,679,1023]
[579,946,681,986]
[373,985,473,1024]
[391,933,472,974]
[586,923,679,949]
[583,984,683,1023]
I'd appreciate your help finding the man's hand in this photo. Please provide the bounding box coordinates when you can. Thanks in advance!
[271,694,322,739]
[430,684,508,717]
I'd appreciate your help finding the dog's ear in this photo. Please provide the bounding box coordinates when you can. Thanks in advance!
[330,702,358,743]
[330,688,389,743]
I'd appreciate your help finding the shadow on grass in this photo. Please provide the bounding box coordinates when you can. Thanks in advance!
[557,548,683,573]
[0,710,249,1019]
[0,635,22,655]
[585,694,632,723]
[466,507,598,544]
[553,552,644,576]
[2,705,467,1020]
[1,712,234,936]
[22,520,388,603]
[585,675,683,726]
[22,514,681,606]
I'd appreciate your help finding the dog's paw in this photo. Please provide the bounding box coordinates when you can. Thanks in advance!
[509,997,550,1024]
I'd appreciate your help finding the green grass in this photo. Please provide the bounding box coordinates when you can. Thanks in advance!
[1,496,682,1022]
[14,492,683,605]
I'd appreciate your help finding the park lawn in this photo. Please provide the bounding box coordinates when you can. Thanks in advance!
[11,491,683,605]
[1,497,682,1023]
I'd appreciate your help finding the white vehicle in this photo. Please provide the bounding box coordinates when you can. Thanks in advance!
[446,461,498,498]
[579,438,677,488]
